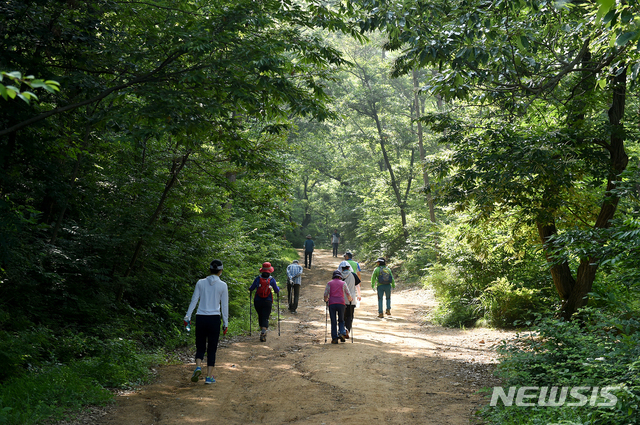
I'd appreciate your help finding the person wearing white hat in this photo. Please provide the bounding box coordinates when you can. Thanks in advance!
[339,261,361,338]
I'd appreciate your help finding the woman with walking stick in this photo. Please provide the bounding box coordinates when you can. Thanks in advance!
[248,262,280,342]
[323,269,353,344]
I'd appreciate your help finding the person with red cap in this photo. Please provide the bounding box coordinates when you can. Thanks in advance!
[249,262,280,342]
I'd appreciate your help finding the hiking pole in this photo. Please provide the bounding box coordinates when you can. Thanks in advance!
[325,302,328,343]
[351,307,354,343]
[277,291,281,336]
[249,290,252,337]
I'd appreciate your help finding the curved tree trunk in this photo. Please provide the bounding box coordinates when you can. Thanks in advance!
[540,66,628,320]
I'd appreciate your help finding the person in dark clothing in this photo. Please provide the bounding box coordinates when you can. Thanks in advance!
[331,229,340,257]
[249,262,280,342]
[303,234,315,269]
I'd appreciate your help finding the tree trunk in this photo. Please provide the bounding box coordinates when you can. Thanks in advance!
[558,66,629,320]
[540,66,629,320]
[412,70,436,223]
[119,146,192,300]
[372,112,409,240]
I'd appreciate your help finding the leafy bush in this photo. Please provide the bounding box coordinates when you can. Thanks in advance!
[481,309,640,424]
[423,263,481,327]
[479,278,546,328]
[0,336,162,425]
[0,364,112,425]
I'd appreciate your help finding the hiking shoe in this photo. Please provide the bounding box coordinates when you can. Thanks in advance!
[339,334,346,342]
[344,330,350,339]
[331,339,339,344]
[205,376,216,384]
[191,367,202,382]
[385,309,391,316]
[378,313,384,318]
[260,332,266,342]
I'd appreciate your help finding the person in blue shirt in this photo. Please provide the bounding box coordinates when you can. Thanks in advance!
[303,235,315,269]
[286,259,304,313]
[249,262,280,342]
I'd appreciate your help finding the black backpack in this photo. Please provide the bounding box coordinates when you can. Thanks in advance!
[377,266,392,284]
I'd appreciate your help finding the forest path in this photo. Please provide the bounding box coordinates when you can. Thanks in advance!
[92,249,514,425]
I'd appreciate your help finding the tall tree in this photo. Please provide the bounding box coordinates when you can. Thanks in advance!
[352,0,637,319]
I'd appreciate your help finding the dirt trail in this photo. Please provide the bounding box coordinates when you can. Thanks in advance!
[87,249,514,425]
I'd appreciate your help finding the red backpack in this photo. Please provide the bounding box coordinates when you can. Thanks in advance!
[256,276,272,298]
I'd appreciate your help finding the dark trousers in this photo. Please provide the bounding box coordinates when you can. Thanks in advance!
[329,304,346,340]
[195,314,221,367]
[332,243,339,257]
[254,296,273,329]
[304,251,313,268]
[288,284,300,312]
[344,304,355,331]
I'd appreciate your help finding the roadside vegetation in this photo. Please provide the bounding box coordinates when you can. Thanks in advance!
[1,0,639,424]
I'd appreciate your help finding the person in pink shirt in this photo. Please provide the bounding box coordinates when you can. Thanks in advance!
[324,269,353,344]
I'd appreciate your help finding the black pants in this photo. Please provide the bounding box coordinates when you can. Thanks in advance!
[344,304,355,331]
[332,243,339,257]
[288,284,300,312]
[195,314,221,367]
[254,296,273,329]
[304,251,313,268]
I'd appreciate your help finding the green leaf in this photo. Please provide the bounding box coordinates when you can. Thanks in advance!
[616,31,637,46]
[595,0,615,25]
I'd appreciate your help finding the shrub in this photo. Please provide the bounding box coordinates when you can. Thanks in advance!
[479,278,546,328]
[480,308,640,425]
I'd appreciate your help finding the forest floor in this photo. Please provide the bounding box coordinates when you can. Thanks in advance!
[65,249,517,425]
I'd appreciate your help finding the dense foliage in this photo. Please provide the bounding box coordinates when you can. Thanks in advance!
[0,0,355,423]
[2,0,640,423]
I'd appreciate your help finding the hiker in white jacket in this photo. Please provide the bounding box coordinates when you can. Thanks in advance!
[184,259,228,384]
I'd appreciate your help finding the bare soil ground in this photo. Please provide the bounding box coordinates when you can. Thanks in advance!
[65,249,515,425]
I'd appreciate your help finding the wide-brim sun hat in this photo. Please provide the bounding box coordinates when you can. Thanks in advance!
[332,269,343,279]
[292,259,299,264]
[306,234,312,238]
[376,257,386,264]
[259,262,274,273]
[339,260,351,270]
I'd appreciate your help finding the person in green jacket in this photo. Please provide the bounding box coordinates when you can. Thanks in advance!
[371,257,395,318]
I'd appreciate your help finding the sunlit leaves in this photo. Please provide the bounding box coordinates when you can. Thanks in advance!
[0,71,60,104]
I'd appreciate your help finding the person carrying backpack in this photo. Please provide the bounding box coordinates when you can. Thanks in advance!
[339,261,361,339]
[371,257,395,318]
[249,262,280,342]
